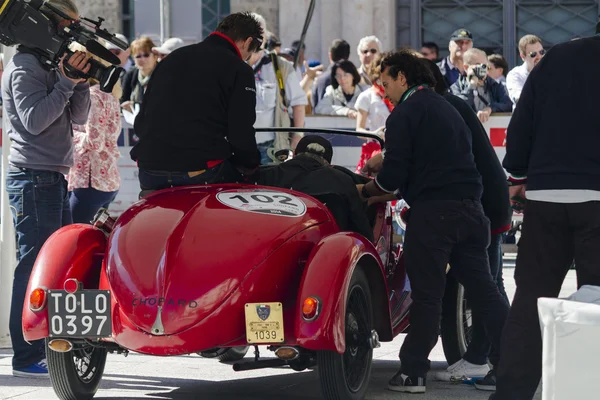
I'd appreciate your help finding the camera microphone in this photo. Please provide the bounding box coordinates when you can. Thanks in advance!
[84,39,121,65]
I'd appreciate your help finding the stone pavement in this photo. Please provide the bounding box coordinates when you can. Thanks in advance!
[0,271,578,400]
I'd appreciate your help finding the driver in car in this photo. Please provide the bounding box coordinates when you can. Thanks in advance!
[252,135,374,242]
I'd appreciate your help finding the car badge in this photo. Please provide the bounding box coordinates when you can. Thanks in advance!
[256,304,271,321]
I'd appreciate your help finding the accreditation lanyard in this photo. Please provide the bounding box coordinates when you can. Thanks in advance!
[400,84,429,104]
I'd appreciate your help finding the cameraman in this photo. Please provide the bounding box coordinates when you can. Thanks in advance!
[450,48,512,123]
[2,0,91,378]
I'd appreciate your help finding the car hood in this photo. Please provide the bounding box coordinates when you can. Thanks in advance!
[106,184,331,335]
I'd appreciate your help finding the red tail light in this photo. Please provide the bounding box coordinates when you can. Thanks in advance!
[29,288,47,312]
[64,278,81,294]
[302,297,320,321]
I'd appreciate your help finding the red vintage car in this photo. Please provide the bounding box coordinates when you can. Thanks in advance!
[21,129,472,400]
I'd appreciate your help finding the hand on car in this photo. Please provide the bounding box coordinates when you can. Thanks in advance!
[347,110,358,119]
[361,153,384,176]
[60,51,91,84]
[477,107,492,123]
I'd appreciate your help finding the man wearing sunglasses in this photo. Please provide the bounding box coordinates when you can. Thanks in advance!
[356,35,382,86]
[506,35,545,106]
[130,12,264,191]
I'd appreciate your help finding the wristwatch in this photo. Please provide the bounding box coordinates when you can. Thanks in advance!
[361,184,372,199]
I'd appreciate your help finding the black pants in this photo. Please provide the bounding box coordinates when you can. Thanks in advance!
[399,200,509,376]
[493,201,600,400]
[463,233,510,365]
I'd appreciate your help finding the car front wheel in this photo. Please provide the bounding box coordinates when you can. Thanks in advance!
[441,275,473,365]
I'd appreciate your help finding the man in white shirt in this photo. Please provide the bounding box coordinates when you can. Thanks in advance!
[506,35,545,106]
[249,13,307,164]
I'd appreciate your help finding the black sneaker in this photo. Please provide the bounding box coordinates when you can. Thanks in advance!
[474,369,496,391]
[388,370,426,393]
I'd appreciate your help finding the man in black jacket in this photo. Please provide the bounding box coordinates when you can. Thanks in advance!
[487,35,600,400]
[424,58,512,383]
[131,12,264,191]
[254,136,373,242]
[360,51,508,394]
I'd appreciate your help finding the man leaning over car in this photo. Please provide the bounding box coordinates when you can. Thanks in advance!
[359,50,508,394]
[130,12,264,192]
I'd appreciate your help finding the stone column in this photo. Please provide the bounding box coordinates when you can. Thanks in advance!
[373,0,397,52]
[342,0,373,66]
[318,0,342,65]
[279,0,321,63]
[78,0,122,33]
[231,0,280,37]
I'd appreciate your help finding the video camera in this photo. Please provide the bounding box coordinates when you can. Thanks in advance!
[0,0,127,93]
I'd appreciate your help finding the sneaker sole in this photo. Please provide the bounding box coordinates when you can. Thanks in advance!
[474,383,496,391]
[388,384,426,393]
[12,370,49,379]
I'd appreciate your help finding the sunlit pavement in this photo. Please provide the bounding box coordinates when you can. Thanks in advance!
[0,270,578,400]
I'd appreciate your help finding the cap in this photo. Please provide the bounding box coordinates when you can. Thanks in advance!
[105,33,129,51]
[450,29,473,42]
[152,37,185,55]
[295,136,333,164]
[279,47,296,58]
[266,33,281,51]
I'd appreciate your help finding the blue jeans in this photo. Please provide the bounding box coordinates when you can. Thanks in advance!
[257,140,275,165]
[463,232,510,365]
[6,167,72,369]
[138,160,242,191]
[69,188,118,224]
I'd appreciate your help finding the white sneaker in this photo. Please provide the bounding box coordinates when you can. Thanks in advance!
[434,359,490,382]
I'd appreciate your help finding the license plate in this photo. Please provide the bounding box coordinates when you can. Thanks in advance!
[244,302,284,344]
[47,290,112,338]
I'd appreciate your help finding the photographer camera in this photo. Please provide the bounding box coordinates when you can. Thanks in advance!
[2,0,91,378]
[450,48,512,123]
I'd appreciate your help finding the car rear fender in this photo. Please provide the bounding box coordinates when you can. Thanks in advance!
[23,224,106,342]
[295,232,392,353]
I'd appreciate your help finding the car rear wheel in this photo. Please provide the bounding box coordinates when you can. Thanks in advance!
[317,268,373,400]
[46,339,107,400]
[441,276,473,365]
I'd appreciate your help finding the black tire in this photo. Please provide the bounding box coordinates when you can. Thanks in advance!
[217,346,250,362]
[441,276,473,365]
[46,339,107,400]
[317,268,373,400]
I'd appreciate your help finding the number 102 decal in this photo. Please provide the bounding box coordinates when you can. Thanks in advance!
[216,190,307,217]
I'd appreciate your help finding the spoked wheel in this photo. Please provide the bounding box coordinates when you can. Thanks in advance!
[46,339,107,400]
[317,268,374,400]
[441,276,473,365]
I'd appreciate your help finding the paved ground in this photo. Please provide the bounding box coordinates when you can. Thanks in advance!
[0,270,578,400]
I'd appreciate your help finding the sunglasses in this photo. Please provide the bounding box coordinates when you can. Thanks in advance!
[362,48,378,55]
[335,72,352,80]
[528,49,546,58]
[134,53,151,59]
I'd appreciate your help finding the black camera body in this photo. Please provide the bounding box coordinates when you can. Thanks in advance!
[0,0,127,92]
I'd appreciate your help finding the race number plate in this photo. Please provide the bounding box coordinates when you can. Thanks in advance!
[47,290,111,338]
[244,302,285,344]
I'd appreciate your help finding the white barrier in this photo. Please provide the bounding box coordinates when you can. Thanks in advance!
[109,114,512,216]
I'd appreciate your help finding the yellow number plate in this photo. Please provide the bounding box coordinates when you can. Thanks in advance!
[244,302,285,344]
